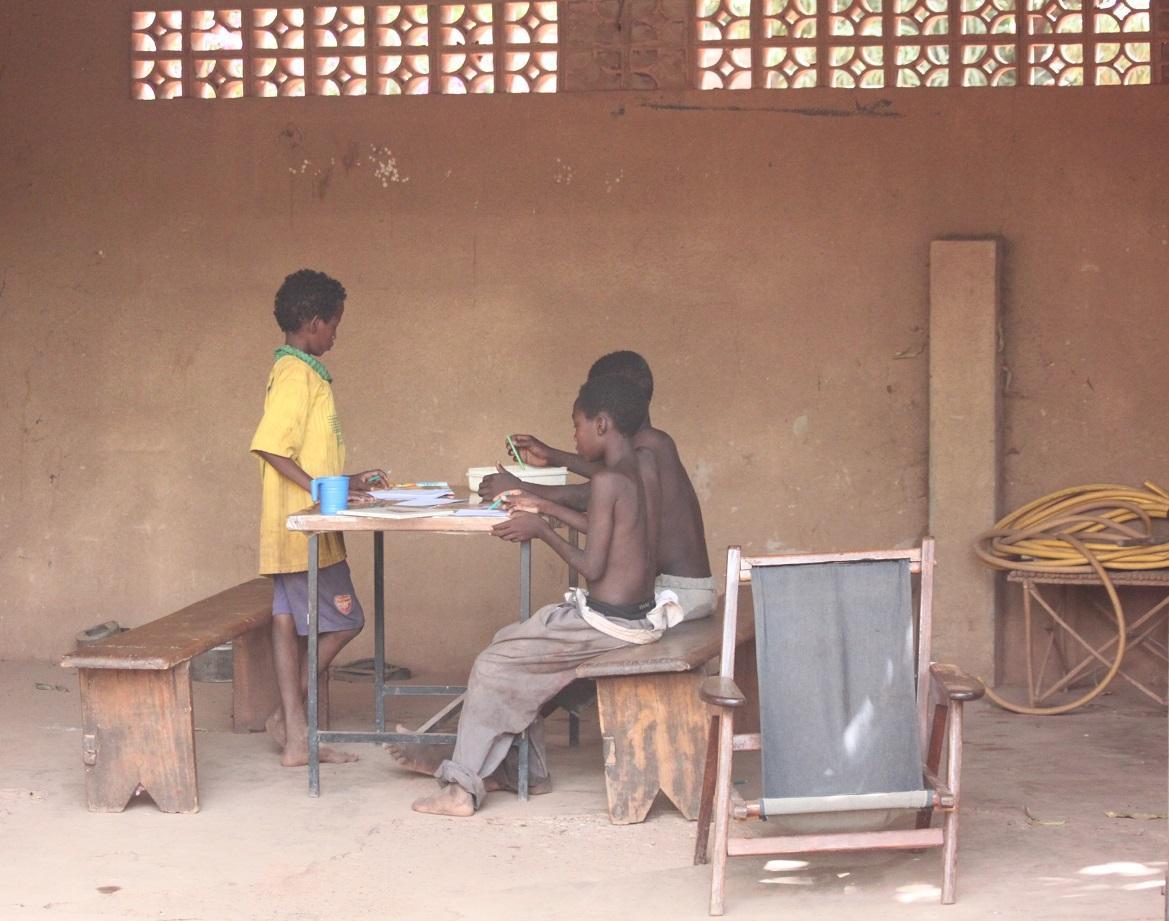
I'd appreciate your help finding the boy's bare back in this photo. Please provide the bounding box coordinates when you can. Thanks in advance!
[586,457,655,606]
[632,426,710,579]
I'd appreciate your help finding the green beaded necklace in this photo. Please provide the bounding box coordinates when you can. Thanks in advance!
[274,344,332,382]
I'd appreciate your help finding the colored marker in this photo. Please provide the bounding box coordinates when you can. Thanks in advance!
[487,496,504,510]
[506,435,528,471]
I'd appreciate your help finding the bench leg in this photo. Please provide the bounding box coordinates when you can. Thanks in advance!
[231,620,281,733]
[596,671,707,825]
[78,664,199,813]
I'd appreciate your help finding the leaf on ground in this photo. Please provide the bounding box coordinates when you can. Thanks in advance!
[1104,810,1167,820]
[1024,805,1067,827]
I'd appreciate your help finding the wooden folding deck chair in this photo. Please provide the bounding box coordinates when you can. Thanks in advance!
[694,540,984,915]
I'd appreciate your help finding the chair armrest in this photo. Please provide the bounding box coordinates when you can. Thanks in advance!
[930,663,985,701]
[700,675,746,708]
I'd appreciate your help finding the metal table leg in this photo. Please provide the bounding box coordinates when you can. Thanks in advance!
[567,527,581,748]
[517,539,532,800]
[374,531,385,732]
[307,533,320,796]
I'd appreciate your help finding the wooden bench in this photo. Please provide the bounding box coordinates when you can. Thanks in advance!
[575,586,756,825]
[60,579,280,814]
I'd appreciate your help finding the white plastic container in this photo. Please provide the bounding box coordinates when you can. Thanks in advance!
[467,465,569,502]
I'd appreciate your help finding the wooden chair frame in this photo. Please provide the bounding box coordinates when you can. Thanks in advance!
[693,539,984,915]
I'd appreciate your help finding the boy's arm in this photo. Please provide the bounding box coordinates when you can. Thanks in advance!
[510,433,603,479]
[477,466,590,510]
[257,453,385,506]
[493,473,618,582]
[501,490,589,533]
[256,450,312,492]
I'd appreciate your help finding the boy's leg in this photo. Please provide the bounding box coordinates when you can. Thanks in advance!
[267,614,309,764]
[267,638,351,745]
[413,602,634,815]
[278,634,361,767]
[389,721,553,795]
[291,627,360,726]
[268,563,365,767]
[268,616,360,767]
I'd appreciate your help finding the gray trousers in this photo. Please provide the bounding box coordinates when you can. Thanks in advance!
[436,599,651,807]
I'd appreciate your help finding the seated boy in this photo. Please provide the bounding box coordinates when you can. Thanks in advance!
[396,374,668,816]
[249,269,388,767]
[480,350,716,622]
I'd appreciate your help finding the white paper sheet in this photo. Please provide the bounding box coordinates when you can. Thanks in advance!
[393,496,461,508]
[369,488,453,503]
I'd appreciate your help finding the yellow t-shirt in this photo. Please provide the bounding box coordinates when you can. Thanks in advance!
[250,352,347,575]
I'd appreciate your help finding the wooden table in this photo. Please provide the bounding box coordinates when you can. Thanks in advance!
[1007,569,1169,707]
[286,507,540,798]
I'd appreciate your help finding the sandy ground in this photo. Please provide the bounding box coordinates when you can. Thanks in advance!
[0,659,1165,921]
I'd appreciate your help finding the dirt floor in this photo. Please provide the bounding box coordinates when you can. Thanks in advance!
[1,659,1165,921]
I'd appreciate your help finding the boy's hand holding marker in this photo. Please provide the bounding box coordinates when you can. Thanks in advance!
[506,435,528,471]
[508,433,554,468]
[477,434,558,501]
[347,468,391,506]
[352,469,390,489]
[500,489,544,515]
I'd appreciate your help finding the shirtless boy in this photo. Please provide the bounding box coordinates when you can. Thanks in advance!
[480,350,715,621]
[395,374,662,816]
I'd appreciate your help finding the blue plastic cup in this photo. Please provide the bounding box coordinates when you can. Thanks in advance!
[311,475,350,515]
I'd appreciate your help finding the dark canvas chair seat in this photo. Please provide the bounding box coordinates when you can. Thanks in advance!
[694,541,984,915]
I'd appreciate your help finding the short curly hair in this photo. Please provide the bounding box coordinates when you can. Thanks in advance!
[587,350,653,403]
[273,269,347,333]
[576,374,649,436]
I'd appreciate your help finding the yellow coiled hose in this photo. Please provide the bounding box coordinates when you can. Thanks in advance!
[973,482,1169,714]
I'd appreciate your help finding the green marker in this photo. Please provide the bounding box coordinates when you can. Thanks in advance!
[506,434,528,472]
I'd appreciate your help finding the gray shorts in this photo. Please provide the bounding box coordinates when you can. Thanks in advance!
[271,560,365,637]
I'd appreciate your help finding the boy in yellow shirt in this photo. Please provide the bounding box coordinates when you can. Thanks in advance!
[250,269,387,767]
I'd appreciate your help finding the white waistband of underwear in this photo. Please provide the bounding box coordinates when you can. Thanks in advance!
[566,586,683,645]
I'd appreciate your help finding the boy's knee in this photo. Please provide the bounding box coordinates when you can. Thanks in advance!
[470,645,514,685]
[334,626,361,646]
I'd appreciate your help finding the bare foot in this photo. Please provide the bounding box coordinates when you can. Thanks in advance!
[280,728,359,767]
[412,784,475,817]
[265,710,287,749]
[281,743,359,767]
[386,724,452,776]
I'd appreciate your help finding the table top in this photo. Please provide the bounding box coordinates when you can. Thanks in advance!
[286,503,505,534]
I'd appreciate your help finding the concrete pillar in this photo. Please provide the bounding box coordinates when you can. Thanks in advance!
[928,239,1001,680]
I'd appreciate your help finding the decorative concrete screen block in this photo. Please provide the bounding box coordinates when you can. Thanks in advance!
[131,11,185,99]
[131,3,560,98]
[130,0,1167,95]
[562,0,690,90]
[374,4,432,93]
[692,0,1164,88]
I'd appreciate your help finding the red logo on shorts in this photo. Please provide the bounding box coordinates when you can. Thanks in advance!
[334,594,354,616]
